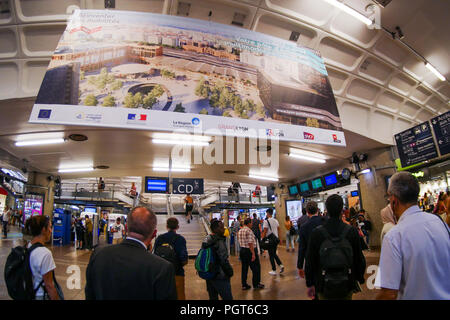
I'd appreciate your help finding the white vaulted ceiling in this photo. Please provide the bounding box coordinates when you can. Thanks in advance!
[0,0,448,183]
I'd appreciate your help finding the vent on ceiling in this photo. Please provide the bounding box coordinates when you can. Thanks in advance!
[95,165,110,170]
[231,12,246,27]
[256,145,272,152]
[223,170,236,174]
[289,31,300,42]
[177,2,191,16]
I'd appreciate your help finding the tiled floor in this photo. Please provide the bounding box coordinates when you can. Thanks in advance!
[0,225,381,300]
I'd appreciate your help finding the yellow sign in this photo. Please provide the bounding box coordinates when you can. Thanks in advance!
[412,171,424,178]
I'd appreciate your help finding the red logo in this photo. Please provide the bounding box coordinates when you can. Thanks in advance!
[303,132,314,140]
[332,134,341,143]
[139,114,147,121]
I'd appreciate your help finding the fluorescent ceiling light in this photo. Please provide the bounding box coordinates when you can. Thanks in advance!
[152,139,209,147]
[58,167,94,173]
[153,167,190,172]
[289,153,326,164]
[425,62,445,81]
[360,168,371,174]
[249,174,279,181]
[324,0,373,26]
[15,138,65,147]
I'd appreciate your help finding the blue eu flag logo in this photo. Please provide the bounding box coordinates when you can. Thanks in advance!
[38,109,51,119]
[128,114,136,120]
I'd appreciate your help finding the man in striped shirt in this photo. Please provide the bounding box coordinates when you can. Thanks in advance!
[238,218,265,290]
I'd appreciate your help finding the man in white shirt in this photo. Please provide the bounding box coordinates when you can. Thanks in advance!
[375,172,450,300]
[110,217,124,245]
[261,208,284,275]
[2,206,11,238]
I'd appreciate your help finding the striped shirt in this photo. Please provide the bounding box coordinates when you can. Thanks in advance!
[238,226,257,248]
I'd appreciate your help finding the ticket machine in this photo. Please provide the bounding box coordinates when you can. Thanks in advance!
[52,208,71,246]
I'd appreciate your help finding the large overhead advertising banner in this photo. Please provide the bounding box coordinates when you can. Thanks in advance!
[29,10,345,146]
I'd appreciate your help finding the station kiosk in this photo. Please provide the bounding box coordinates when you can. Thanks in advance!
[52,208,71,246]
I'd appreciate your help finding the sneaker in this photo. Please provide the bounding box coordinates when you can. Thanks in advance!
[269,270,277,276]
[279,265,285,274]
[253,284,265,289]
[242,284,251,290]
[187,220,190,224]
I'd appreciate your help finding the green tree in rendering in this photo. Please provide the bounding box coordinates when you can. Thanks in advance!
[143,94,157,109]
[84,94,98,106]
[151,85,165,97]
[123,92,137,108]
[256,103,266,117]
[102,95,116,107]
[133,92,144,108]
[174,103,185,113]
[240,110,249,119]
[111,80,123,91]
[80,71,85,81]
[209,88,220,108]
[306,117,320,128]
[199,108,208,115]
[223,110,231,117]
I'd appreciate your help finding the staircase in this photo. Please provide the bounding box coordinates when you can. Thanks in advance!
[154,214,206,257]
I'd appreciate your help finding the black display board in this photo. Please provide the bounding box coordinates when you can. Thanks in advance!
[395,121,438,167]
[172,178,204,194]
[430,111,450,157]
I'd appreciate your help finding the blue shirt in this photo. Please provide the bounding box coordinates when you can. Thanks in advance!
[375,206,450,300]
[154,231,188,276]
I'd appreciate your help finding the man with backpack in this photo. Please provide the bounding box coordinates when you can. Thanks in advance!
[261,208,284,276]
[154,217,188,300]
[305,194,366,300]
[197,219,233,300]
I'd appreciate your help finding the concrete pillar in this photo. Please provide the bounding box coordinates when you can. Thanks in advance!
[26,171,55,218]
[358,147,396,248]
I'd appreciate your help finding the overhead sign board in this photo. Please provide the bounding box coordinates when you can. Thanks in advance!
[430,111,450,157]
[29,9,345,146]
[395,121,438,168]
[172,178,204,195]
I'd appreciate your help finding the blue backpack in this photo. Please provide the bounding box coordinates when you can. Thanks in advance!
[195,246,219,280]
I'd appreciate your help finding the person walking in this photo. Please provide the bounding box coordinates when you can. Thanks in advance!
[24,215,60,300]
[261,208,284,275]
[284,216,295,252]
[85,206,177,300]
[201,219,234,300]
[304,194,366,300]
[2,206,11,238]
[375,172,450,300]
[380,203,396,243]
[251,213,263,254]
[154,217,188,300]
[184,193,194,223]
[110,217,124,245]
[297,201,325,279]
[84,215,93,250]
[75,217,85,250]
[238,218,264,290]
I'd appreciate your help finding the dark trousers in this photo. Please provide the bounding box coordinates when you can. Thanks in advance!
[85,231,93,249]
[240,248,261,287]
[268,244,282,271]
[2,221,8,237]
[206,278,233,300]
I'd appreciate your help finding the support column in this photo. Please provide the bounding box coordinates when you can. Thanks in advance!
[26,172,55,218]
[358,147,396,248]
[274,186,288,243]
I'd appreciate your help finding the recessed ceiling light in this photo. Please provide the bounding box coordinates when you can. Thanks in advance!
[95,165,110,170]
[223,170,236,174]
[68,134,88,142]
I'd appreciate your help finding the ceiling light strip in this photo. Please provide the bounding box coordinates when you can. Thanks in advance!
[288,153,326,164]
[425,62,446,81]
[249,174,279,181]
[58,167,94,173]
[152,139,209,146]
[15,138,65,147]
[324,0,373,26]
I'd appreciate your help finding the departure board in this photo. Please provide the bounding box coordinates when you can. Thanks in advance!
[395,121,438,167]
[430,111,450,157]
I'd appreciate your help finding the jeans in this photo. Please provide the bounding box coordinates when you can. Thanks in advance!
[240,248,261,287]
[2,221,8,237]
[206,278,233,300]
[285,232,295,250]
[267,244,282,271]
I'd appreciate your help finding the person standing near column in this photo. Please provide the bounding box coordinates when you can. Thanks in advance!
[110,217,124,245]
[238,218,264,290]
[2,206,11,238]
[261,208,284,275]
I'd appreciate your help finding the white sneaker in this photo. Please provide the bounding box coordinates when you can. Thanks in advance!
[268,270,277,276]
[279,265,285,274]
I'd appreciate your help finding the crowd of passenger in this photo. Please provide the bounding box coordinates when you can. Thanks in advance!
[7,172,450,300]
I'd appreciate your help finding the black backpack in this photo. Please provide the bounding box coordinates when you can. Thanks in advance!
[154,235,179,268]
[317,225,354,299]
[4,243,44,300]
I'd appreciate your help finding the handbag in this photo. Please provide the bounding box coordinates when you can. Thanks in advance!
[262,218,280,249]
[289,222,296,236]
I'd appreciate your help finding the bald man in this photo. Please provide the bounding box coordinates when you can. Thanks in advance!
[85,206,177,300]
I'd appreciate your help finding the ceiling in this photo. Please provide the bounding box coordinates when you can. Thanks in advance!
[0,0,448,185]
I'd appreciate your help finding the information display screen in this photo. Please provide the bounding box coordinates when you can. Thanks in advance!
[324,172,338,186]
[145,177,169,193]
[351,190,359,197]
[311,178,323,190]
[288,184,299,196]
[395,121,438,167]
[299,181,310,193]
[430,111,450,157]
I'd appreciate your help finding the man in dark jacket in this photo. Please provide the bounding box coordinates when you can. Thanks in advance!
[305,195,366,300]
[202,219,234,300]
[85,206,177,300]
[297,201,324,278]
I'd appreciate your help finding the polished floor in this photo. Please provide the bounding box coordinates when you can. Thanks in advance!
[0,225,381,300]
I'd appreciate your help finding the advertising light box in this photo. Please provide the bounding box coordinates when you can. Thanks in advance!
[29,9,345,146]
